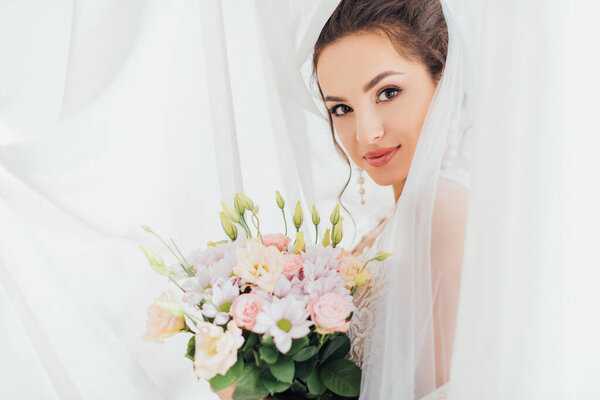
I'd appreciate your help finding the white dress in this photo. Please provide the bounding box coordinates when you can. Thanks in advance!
[347,213,449,400]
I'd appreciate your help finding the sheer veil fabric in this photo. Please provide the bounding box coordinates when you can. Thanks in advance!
[301,0,481,398]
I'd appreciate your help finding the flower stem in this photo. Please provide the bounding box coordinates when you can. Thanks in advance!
[281,209,288,236]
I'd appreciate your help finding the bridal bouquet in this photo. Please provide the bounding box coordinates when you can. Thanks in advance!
[140,191,392,400]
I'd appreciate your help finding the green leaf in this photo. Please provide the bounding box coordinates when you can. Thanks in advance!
[209,356,243,392]
[287,336,309,357]
[295,355,317,380]
[185,336,195,361]
[261,335,275,346]
[319,358,361,397]
[306,368,326,395]
[318,334,350,365]
[268,356,295,383]
[242,332,259,351]
[259,369,292,395]
[292,346,317,362]
[232,364,269,400]
[259,346,279,364]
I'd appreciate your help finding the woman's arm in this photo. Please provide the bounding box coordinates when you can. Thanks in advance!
[430,177,469,387]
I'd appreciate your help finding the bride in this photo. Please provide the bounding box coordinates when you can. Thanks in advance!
[216,0,473,398]
[311,0,472,399]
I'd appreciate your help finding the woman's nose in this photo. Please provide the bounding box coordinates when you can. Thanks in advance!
[355,111,384,145]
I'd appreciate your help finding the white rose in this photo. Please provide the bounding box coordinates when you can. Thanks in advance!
[193,320,244,380]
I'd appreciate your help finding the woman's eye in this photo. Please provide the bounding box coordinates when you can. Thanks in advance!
[330,104,352,117]
[377,87,401,102]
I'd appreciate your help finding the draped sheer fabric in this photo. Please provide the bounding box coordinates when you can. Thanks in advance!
[329,0,478,397]
[2,1,600,399]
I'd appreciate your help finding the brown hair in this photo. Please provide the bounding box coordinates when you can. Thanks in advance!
[312,0,448,224]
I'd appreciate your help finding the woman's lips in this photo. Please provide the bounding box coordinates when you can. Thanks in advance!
[363,145,401,168]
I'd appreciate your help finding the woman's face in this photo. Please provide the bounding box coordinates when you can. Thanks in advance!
[317,31,439,199]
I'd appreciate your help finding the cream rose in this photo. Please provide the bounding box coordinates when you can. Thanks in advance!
[141,291,185,343]
[307,293,353,334]
[194,320,244,380]
[230,293,264,330]
[233,237,284,292]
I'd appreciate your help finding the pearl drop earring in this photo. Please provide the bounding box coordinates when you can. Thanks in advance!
[357,167,366,205]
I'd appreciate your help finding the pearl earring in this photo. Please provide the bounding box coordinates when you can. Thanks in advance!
[357,167,366,205]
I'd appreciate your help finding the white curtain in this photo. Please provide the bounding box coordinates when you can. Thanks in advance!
[1,0,599,399]
[0,0,389,398]
[449,0,600,399]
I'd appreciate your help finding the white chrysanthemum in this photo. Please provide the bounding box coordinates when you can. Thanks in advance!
[201,277,240,325]
[252,296,313,354]
[301,244,342,270]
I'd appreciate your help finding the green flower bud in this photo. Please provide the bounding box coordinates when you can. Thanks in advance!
[374,252,394,262]
[294,231,305,254]
[220,212,238,241]
[207,240,229,247]
[252,205,259,214]
[221,202,240,223]
[140,245,171,276]
[353,269,369,287]
[330,203,340,225]
[332,216,344,247]
[234,193,245,215]
[240,192,255,211]
[293,201,303,230]
[312,205,320,226]
[141,225,152,233]
[275,190,285,209]
[321,228,331,247]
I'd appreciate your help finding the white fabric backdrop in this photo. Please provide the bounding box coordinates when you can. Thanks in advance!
[0,1,390,399]
[1,0,599,399]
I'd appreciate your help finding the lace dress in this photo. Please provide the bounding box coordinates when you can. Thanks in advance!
[346,216,449,400]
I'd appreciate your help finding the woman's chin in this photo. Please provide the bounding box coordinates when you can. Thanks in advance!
[367,171,404,188]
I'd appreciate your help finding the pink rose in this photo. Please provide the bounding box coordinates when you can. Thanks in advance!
[262,233,291,252]
[307,293,354,334]
[282,253,304,277]
[230,293,265,330]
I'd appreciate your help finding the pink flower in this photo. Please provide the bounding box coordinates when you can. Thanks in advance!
[262,233,291,252]
[282,254,303,277]
[141,291,185,343]
[230,293,265,330]
[307,293,354,334]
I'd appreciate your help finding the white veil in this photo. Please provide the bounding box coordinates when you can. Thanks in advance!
[303,0,481,398]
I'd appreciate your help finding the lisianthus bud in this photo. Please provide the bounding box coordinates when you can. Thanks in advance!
[331,216,344,247]
[312,205,320,226]
[140,245,171,276]
[322,228,331,247]
[275,190,285,209]
[207,240,229,247]
[240,192,255,211]
[234,193,245,215]
[220,212,238,241]
[294,231,305,254]
[293,201,303,230]
[374,252,393,261]
[353,269,369,287]
[141,225,152,233]
[330,203,340,225]
[221,202,240,223]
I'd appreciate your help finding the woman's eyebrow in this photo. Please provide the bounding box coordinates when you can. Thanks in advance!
[324,70,404,102]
